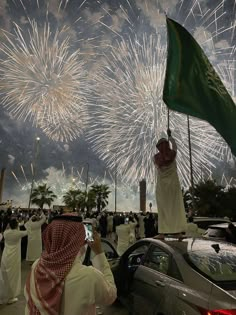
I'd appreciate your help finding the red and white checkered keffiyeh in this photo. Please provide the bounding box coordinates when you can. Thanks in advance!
[26,215,86,315]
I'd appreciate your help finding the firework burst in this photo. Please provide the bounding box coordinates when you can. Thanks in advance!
[0,20,88,142]
[88,34,221,187]
[87,0,236,188]
[11,163,121,206]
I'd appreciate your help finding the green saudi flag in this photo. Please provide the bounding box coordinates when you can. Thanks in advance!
[163,17,236,157]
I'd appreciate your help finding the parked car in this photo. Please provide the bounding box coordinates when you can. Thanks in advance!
[85,238,236,315]
[193,217,231,234]
[203,222,236,241]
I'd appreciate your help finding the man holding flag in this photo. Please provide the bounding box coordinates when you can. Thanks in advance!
[154,129,187,239]
[154,16,236,239]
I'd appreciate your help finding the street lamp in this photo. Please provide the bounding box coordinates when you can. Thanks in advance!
[106,149,117,213]
[28,137,40,209]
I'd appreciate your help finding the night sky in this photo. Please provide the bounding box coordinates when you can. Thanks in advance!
[0,0,235,210]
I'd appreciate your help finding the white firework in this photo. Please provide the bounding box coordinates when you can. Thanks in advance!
[215,59,236,161]
[87,0,236,188]
[88,34,225,187]
[0,20,88,142]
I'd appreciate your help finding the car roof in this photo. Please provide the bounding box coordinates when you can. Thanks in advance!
[207,222,236,228]
[148,237,236,255]
[193,217,230,222]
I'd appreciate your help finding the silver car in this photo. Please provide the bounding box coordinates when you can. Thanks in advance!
[87,238,236,315]
[203,222,236,242]
[193,217,231,234]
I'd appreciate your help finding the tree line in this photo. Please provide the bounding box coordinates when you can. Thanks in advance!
[30,179,236,218]
[30,183,111,212]
[184,179,236,219]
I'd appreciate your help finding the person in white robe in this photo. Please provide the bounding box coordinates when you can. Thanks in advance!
[138,213,145,238]
[116,217,136,255]
[107,213,114,237]
[25,211,46,262]
[129,217,137,243]
[24,214,116,315]
[153,129,187,240]
[0,218,28,304]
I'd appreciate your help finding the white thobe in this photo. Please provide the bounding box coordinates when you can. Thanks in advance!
[116,224,135,256]
[107,215,113,233]
[138,215,145,238]
[129,221,137,243]
[24,253,117,315]
[0,228,27,303]
[25,214,46,262]
[155,137,187,234]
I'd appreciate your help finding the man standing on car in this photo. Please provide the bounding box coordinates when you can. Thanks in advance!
[153,129,187,240]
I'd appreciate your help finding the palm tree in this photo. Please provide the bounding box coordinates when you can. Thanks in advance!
[78,190,97,212]
[221,187,236,219]
[31,184,57,209]
[63,189,82,210]
[194,179,224,216]
[90,184,111,212]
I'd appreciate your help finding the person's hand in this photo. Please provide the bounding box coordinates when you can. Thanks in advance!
[87,229,103,256]
[167,129,171,137]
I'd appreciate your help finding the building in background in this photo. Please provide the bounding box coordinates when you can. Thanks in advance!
[139,179,146,213]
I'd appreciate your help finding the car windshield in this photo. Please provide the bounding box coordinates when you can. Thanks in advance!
[204,228,226,238]
[185,240,236,282]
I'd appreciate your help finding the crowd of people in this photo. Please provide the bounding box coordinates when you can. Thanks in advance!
[0,205,191,311]
[0,203,213,309]
[1,204,236,312]
[0,130,234,313]
[0,208,159,258]
[0,208,119,313]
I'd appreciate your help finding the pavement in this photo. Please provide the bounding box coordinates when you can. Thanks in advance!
[0,260,129,315]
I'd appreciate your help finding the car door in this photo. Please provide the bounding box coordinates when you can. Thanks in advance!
[101,239,120,269]
[131,244,172,315]
[116,240,151,307]
[83,239,119,268]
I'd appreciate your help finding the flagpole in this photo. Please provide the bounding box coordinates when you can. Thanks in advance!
[167,108,170,131]
[187,115,195,208]
[165,15,170,139]
[167,108,170,142]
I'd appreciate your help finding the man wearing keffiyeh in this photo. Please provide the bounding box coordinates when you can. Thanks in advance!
[24,214,117,315]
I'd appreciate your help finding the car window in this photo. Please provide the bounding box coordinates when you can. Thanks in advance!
[90,240,118,260]
[169,259,183,282]
[102,241,118,259]
[144,246,170,274]
[194,221,212,230]
[131,244,149,255]
[205,228,226,238]
[127,243,149,267]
